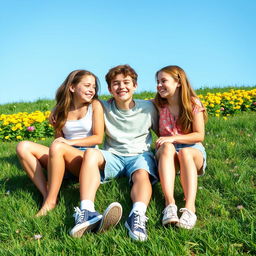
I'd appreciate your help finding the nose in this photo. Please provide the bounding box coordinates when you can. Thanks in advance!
[157,82,162,88]
[88,85,95,91]
[119,82,125,88]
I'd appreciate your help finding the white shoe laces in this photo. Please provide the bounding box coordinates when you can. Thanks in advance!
[179,208,196,227]
[163,204,177,218]
[73,207,85,224]
[133,210,148,230]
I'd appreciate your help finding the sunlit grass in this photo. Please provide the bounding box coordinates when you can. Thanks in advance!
[0,89,255,255]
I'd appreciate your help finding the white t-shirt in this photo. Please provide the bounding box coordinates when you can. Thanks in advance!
[101,99,158,156]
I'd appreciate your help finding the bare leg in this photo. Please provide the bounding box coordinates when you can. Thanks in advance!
[178,148,204,213]
[156,143,177,206]
[79,149,105,202]
[36,142,84,216]
[16,141,49,199]
[131,169,152,206]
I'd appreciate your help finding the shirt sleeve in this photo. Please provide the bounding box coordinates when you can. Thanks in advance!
[149,101,159,134]
[193,98,205,114]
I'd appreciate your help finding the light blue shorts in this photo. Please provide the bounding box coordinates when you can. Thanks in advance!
[99,150,158,184]
[73,145,97,151]
[174,143,207,176]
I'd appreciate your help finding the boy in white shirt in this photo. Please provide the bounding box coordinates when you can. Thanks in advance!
[70,65,158,241]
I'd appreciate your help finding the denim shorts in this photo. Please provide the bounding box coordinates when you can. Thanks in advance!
[99,150,158,184]
[73,145,97,151]
[174,143,207,176]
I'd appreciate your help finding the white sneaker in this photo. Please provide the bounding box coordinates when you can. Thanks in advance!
[162,204,179,226]
[176,208,197,229]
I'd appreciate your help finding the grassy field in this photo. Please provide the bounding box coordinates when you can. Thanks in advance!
[0,88,256,255]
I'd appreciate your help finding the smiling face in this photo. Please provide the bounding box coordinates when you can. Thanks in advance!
[70,75,96,103]
[109,74,137,102]
[157,71,180,99]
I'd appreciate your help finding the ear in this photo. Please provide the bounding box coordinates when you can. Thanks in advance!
[177,82,181,87]
[108,86,113,95]
[69,85,75,93]
[133,82,138,90]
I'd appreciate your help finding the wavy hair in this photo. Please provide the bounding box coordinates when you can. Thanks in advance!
[52,70,100,135]
[154,65,207,133]
[105,64,138,88]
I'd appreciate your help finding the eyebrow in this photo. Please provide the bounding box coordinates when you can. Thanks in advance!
[113,79,132,83]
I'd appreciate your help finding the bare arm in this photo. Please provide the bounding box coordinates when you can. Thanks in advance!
[53,100,104,147]
[156,111,205,148]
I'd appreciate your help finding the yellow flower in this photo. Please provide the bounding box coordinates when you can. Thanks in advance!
[215,113,220,117]
[41,138,46,141]
[5,136,10,140]
[16,135,22,140]
[223,117,227,120]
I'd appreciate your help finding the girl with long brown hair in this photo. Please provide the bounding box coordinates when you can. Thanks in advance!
[16,69,104,216]
[154,65,207,229]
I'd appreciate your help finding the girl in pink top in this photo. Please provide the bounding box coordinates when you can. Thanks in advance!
[154,65,208,229]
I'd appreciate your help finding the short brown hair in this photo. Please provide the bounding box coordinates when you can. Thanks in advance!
[105,64,138,88]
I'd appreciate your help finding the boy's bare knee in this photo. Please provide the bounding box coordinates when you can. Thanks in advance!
[132,169,149,182]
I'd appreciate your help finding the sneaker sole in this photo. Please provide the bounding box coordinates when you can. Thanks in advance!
[70,215,102,238]
[96,202,123,233]
[176,222,195,229]
[162,218,179,226]
[124,221,147,241]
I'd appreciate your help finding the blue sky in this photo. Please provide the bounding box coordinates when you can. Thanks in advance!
[0,0,255,104]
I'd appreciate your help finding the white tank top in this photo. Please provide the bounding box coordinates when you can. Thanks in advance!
[62,104,93,140]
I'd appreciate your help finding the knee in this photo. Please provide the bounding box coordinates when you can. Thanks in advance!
[49,141,65,156]
[177,148,192,161]
[16,141,31,157]
[83,149,100,164]
[132,169,149,183]
[159,142,176,156]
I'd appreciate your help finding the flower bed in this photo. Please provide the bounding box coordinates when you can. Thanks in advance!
[0,111,53,141]
[199,88,256,118]
[0,88,255,141]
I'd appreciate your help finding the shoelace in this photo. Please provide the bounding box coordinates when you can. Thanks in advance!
[133,211,148,230]
[163,205,177,218]
[73,207,85,224]
[179,208,193,224]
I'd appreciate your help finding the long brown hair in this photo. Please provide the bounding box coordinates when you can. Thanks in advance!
[154,65,207,133]
[52,70,100,135]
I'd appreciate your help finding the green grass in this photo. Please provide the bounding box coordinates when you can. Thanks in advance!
[0,89,256,255]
